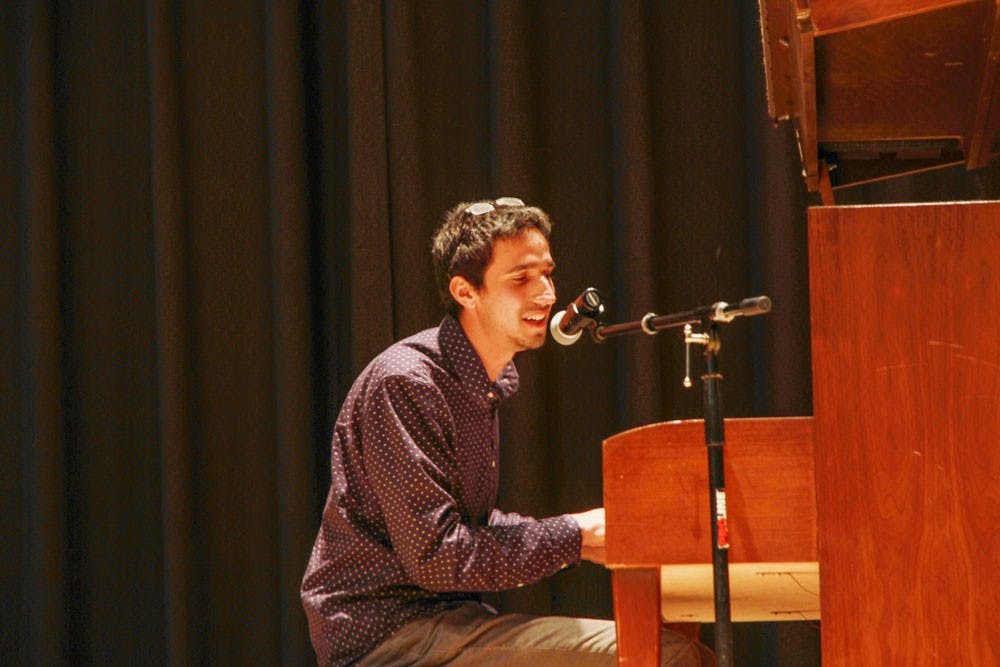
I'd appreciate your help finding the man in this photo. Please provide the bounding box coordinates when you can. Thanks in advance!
[301,198,706,666]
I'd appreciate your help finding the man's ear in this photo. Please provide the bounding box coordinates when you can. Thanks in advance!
[449,275,478,310]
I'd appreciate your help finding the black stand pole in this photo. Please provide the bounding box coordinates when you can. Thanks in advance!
[702,323,733,666]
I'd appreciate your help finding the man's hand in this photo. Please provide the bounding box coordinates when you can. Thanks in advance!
[570,507,606,565]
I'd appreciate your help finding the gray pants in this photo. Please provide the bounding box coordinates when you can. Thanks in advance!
[357,602,705,666]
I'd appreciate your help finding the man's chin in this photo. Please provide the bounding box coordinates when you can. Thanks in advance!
[524,332,549,350]
[512,331,548,353]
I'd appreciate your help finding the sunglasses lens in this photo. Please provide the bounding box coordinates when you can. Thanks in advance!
[494,197,524,207]
[465,202,495,216]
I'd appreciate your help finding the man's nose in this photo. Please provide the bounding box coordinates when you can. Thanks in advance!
[536,277,556,305]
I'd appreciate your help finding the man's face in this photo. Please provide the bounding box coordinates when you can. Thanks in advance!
[468,228,557,357]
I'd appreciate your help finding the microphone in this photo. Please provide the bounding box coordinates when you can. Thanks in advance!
[711,296,772,322]
[550,287,605,345]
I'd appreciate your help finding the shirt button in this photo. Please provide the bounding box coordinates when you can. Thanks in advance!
[491,460,496,468]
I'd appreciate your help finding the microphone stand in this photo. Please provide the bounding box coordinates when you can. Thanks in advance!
[586,295,771,667]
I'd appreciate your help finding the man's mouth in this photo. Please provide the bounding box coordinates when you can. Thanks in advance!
[522,311,549,325]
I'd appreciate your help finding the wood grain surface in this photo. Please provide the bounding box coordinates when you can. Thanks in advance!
[809,201,1000,665]
[604,417,817,566]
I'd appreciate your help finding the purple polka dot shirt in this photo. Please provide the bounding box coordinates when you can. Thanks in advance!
[301,316,582,666]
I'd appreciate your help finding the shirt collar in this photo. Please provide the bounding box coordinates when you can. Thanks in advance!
[439,315,520,405]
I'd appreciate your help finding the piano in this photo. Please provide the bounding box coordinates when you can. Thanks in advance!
[603,2,1000,664]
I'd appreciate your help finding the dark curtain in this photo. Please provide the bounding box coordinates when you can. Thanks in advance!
[4,1,998,665]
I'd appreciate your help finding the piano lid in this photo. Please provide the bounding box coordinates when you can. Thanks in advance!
[758,0,1000,197]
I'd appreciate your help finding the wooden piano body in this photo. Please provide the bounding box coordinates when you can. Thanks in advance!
[604,201,1000,665]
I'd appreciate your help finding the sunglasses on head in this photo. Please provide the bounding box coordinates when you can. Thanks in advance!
[463,197,525,216]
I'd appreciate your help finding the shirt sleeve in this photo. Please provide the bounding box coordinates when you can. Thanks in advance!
[361,373,582,593]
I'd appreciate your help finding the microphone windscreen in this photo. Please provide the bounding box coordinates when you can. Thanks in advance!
[549,310,583,346]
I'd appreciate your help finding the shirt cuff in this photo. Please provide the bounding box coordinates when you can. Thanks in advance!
[552,514,584,569]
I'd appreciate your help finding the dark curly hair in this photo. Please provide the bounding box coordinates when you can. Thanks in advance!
[431,198,553,316]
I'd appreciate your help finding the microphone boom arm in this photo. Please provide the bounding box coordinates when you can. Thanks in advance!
[590,296,771,342]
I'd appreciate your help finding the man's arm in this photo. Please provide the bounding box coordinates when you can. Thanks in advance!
[489,506,605,564]
[363,374,583,592]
